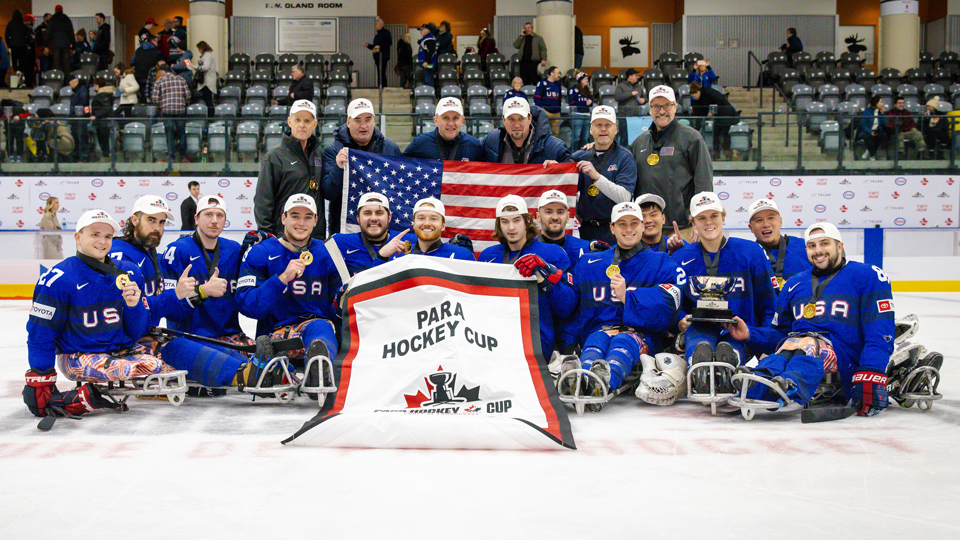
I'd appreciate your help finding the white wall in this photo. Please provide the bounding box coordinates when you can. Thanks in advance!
[496,0,537,17]
[33,0,112,17]
[684,0,836,16]
[950,1,960,15]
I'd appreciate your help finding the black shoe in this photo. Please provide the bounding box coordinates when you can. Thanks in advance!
[714,342,739,393]
[303,340,330,401]
[690,342,714,394]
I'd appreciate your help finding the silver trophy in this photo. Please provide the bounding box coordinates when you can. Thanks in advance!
[691,276,736,324]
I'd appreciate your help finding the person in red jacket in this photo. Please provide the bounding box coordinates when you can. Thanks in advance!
[885,96,927,158]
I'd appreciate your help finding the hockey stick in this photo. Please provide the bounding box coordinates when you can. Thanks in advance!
[800,402,857,423]
[37,406,82,432]
[152,327,303,354]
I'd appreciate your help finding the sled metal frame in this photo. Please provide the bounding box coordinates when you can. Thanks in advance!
[301,354,338,408]
[240,355,299,404]
[685,361,737,415]
[71,370,189,407]
[727,373,801,420]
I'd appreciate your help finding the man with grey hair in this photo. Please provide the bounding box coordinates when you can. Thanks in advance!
[364,17,392,88]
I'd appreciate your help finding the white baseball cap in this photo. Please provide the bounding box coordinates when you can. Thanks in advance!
[590,105,617,124]
[689,191,724,218]
[538,189,569,209]
[76,209,121,234]
[502,97,531,119]
[649,85,677,104]
[635,193,666,210]
[413,197,445,218]
[611,201,643,223]
[132,195,175,223]
[357,192,390,212]
[196,195,226,216]
[347,98,375,119]
[289,99,317,118]
[435,97,464,117]
[748,199,781,219]
[804,222,842,243]
[496,194,529,217]
[283,193,318,215]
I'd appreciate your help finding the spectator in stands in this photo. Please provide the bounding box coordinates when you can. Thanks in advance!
[139,18,157,44]
[571,105,636,244]
[39,196,63,259]
[417,23,438,87]
[169,37,189,68]
[115,63,138,117]
[144,59,166,105]
[188,40,217,117]
[481,96,571,164]
[687,59,716,89]
[67,75,91,162]
[35,14,50,81]
[886,96,927,158]
[172,16,186,44]
[132,33,162,101]
[922,97,951,157]
[0,35,8,88]
[256,100,325,238]
[47,5,74,82]
[568,72,593,149]
[152,63,191,162]
[689,81,739,160]
[2,98,29,161]
[858,95,887,161]
[90,76,114,160]
[477,28,496,71]
[93,13,110,69]
[505,77,527,103]
[158,19,174,61]
[614,68,645,144]
[324,98,403,234]
[534,65,562,136]
[436,21,453,57]
[274,63,313,106]
[88,29,96,45]
[364,18,392,89]
[72,29,89,71]
[6,10,36,88]
[396,34,413,89]
[404,97,484,161]
[574,26,584,69]
[781,27,802,67]
[34,107,74,162]
[181,181,200,231]
[630,85,713,241]
[514,22,547,86]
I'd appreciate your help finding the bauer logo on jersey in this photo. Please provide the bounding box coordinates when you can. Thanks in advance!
[237,275,256,288]
[30,302,56,320]
[877,299,894,313]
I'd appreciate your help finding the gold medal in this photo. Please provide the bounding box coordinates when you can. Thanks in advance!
[309,179,319,191]
[299,251,313,265]
[606,265,620,278]
[776,276,786,290]
[587,184,600,197]
[803,303,816,319]
[115,274,130,290]
[402,240,412,253]
[647,153,659,166]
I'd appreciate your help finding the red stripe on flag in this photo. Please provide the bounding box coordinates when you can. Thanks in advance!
[443,161,579,175]
[441,184,576,198]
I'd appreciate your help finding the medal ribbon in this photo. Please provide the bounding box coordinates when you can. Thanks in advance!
[699,237,728,277]
[191,232,221,279]
[762,235,788,279]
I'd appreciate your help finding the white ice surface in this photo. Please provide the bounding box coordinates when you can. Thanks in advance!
[1,294,959,539]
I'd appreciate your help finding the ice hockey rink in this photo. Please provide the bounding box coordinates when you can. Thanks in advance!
[1,293,957,539]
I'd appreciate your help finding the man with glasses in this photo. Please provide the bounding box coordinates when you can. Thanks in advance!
[630,85,712,242]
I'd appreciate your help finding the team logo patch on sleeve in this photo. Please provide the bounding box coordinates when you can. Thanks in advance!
[877,299,894,313]
[142,297,149,308]
[163,278,177,290]
[237,276,257,288]
[659,283,682,309]
[770,276,779,288]
[30,302,56,320]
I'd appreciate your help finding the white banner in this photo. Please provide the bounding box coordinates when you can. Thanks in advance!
[880,0,919,16]
[0,176,257,231]
[277,18,338,53]
[231,0,375,17]
[283,256,576,450]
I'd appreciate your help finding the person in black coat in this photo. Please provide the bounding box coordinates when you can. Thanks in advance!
[4,10,35,87]
[92,13,111,70]
[273,63,313,105]
[47,6,74,83]
[396,35,413,89]
[781,27,803,67]
[436,21,453,56]
[689,82,739,159]
[364,18,392,89]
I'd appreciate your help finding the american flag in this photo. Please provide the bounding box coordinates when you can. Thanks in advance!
[341,150,579,253]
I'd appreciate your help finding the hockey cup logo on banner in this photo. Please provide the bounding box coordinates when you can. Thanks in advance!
[400,365,484,412]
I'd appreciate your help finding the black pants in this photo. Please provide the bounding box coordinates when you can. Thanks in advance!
[200,87,215,117]
[10,47,35,87]
[861,132,886,157]
[578,220,614,245]
[713,123,732,153]
[94,121,113,155]
[374,54,389,88]
[51,48,71,82]
[519,59,539,86]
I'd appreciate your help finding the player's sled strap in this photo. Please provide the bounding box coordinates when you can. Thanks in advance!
[236,336,300,403]
[78,371,189,407]
[301,340,337,407]
[686,342,738,415]
[556,356,613,416]
[887,342,943,411]
[727,370,803,420]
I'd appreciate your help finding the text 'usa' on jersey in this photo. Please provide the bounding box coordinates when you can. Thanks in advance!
[236,237,342,336]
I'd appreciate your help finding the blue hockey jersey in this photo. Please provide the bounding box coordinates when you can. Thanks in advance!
[672,237,777,328]
[574,248,685,352]
[27,256,152,370]
[757,234,812,294]
[747,260,896,392]
[160,234,244,338]
[477,239,576,358]
[110,237,190,324]
[236,237,342,336]
[393,233,476,261]
[539,234,591,268]
[326,231,402,278]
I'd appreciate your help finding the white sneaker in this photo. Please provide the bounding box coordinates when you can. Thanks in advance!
[861,150,870,160]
